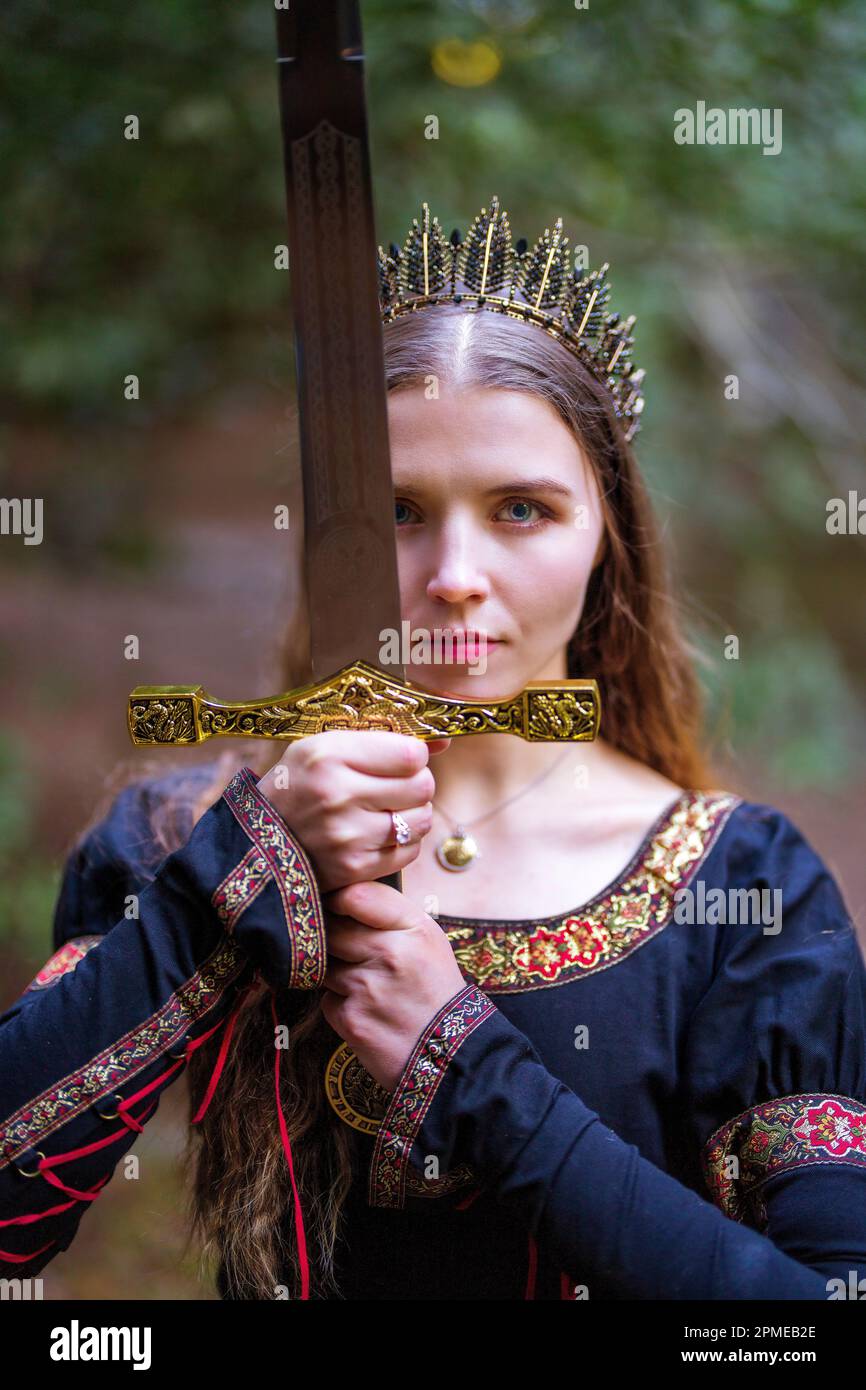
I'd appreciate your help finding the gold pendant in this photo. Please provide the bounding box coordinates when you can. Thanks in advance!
[435,829,479,871]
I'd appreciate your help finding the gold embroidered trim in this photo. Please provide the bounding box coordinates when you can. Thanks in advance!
[326,1042,478,1198]
[442,790,740,992]
[23,936,104,993]
[369,983,496,1209]
[219,768,326,990]
[702,1092,866,1229]
[212,846,270,933]
[0,937,247,1171]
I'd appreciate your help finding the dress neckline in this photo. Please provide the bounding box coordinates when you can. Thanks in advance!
[433,789,694,929]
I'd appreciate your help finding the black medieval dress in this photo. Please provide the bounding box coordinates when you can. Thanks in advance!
[1,763,865,1299]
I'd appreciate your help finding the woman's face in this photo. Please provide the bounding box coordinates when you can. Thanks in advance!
[387,384,605,698]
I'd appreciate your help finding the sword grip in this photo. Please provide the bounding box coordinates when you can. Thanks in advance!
[377,870,403,893]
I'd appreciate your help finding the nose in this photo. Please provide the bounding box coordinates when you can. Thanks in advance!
[425,520,491,606]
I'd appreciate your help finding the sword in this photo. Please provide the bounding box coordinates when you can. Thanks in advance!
[127,3,601,867]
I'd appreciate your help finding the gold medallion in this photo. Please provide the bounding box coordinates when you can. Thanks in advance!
[435,831,479,871]
[324,1042,392,1135]
[324,1050,478,1199]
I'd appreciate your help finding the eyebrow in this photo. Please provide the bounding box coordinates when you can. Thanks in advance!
[394,476,576,499]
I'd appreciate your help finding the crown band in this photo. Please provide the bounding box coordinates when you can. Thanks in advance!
[378,195,645,442]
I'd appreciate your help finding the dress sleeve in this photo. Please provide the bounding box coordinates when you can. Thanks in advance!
[366,804,866,1300]
[49,768,211,948]
[369,984,865,1299]
[682,802,866,1272]
[0,766,325,1275]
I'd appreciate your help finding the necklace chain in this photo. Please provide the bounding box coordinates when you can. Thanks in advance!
[434,747,572,832]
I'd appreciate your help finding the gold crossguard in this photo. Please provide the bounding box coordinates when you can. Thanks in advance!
[128,659,601,747]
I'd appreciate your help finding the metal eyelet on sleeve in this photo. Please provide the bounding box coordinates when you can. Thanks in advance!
[14,1149,46,1178]
[94,1093,125,1121]
[167,1033,191,1061]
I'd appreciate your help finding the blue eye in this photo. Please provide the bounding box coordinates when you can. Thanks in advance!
[504,500,535,523]
[498,498,550,528]
[394,498,552,529]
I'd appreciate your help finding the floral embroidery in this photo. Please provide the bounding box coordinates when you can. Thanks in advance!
[220,767,325,990]
[0,938,247,1172]
[799,1098,866,1157]
[512,917,608,980]
[369,983,496,1209]
[23,936,103,993]
[702,1093,866,1228]
[212,846,271,933]
[443,791,739,992]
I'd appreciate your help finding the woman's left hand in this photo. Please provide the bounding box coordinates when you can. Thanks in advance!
[321,880,467,1092]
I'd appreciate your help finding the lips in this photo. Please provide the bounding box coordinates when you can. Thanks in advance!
[441,633,499,657]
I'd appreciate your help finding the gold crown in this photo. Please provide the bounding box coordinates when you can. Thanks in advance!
[377,195,645,442]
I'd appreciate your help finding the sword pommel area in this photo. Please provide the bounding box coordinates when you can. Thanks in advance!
[127,659,601,748]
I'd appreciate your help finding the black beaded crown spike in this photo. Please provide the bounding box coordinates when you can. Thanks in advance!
[377,195,645,442]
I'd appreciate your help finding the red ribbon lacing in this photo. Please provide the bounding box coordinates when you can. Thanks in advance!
[524,1231,538,1298]
[4,983,566,1301]
[189,982,310,1298]
[0,1100,158,1262]
[526,1234,577,1299]
[0,977,315,1298]
[183,981,310,1299]
[269,992,310,1299]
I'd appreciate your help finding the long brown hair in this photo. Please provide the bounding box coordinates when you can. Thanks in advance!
[87,302,715,1299]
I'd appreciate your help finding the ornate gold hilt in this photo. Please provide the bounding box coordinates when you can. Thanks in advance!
[128,659,600,747]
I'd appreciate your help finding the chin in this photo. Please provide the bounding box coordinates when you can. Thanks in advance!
[408,666,514,700]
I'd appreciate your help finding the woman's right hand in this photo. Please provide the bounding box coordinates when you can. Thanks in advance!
[256,731,451,894]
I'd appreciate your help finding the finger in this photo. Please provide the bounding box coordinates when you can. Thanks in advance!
[428,737,451,754]
[316,730,430,777]
[349,767,436,813]
[325,918,380,962]
[320,988,348,1035]
[364,804,432,849]
[322,960,352,994]
[325,880,412,931]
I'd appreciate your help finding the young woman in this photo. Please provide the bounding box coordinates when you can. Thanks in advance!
[1,202,864,1301]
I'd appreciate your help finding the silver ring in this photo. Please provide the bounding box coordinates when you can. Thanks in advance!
[390,812,412,846]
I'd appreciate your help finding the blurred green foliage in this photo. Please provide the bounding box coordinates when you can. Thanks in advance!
[0,731,60,966]
[1,0,864,1302]
[2,0,865,783]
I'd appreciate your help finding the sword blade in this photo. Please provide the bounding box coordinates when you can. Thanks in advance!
[275,2,404,684]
